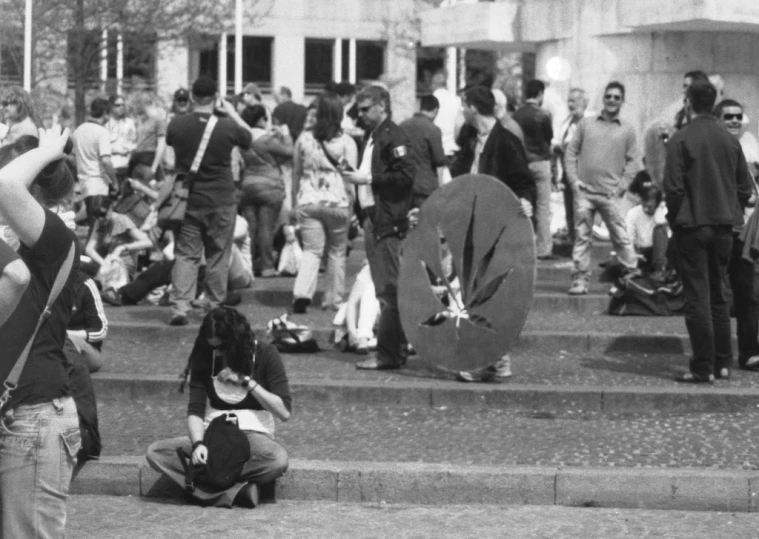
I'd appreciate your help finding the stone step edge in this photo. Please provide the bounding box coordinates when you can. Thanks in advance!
[71,457,759,512]
[93,374,759,413]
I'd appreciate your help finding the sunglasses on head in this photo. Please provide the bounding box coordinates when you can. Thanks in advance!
[722,113,743,121]
[604,94,622,101]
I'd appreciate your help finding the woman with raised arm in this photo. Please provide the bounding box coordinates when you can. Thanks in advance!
[0,127,81,538]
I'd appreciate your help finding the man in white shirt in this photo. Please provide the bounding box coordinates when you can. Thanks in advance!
[72,97,117,225]
[430,71,462,162]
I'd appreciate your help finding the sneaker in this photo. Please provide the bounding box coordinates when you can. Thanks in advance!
[354,336,371,355]
[567,281,588,295]
[743,355,759,371]
[292,297,310,314]
[101,288,122,306]
[261,268,278,278]
[168,314,188,326]
[493,354,512,381]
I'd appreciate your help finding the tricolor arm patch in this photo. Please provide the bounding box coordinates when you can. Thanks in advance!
[392,145,407,158]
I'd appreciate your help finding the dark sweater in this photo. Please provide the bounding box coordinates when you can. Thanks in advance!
[664,115,753,228]
[512,102,553,162]
[187,340,292,418]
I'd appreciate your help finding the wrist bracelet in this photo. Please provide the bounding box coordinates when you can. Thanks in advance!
[192,441,204,451]
[250,382,259,392]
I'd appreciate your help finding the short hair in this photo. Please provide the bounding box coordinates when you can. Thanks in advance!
[240,104,267,128]
[89,97,110,119]
[604,81,626,100]
[279,86,292,99]
[356,85,391,116]
[525,79,546,99]
[628,170,653,198]
[335,82,356,98]
[640,185,662,206]
[569,87,587,100]
[684,70,709,83]
[464,86,495,116]
[419,94,439,112]
[714,98,743,117]
[686,80,718,114]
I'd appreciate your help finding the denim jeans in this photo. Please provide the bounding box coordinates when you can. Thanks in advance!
[529,160,553,257]
[170,205,237,317]
[0,396,80,538]
[240,201,282,274]
[146,432,288,508]
[675,226,733,377]
[728,236,758,366]
[572,188,638,282]
[292,204,350,308]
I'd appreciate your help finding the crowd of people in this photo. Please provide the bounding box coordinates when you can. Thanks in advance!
[1,60,759,527]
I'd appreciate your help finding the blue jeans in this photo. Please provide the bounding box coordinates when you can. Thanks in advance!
[241,201,282,274]
[0,396,80,538]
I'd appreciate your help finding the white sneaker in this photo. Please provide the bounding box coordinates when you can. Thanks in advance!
[493,354,512,380]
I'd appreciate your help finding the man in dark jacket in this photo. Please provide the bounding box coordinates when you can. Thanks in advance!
[342,85,415,370]
[461,86,534,215]
[664,80,753,383]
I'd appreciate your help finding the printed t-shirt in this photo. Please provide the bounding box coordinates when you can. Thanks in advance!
[166,112,252,208]
[0,210,79,408]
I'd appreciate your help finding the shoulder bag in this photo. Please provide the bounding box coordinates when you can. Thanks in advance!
[157,115,218,229]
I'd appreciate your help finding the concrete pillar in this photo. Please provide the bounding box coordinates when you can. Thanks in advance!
[116,32,124,95]
[348,38,357,84]
[155,38,190,101]
[274,34,305,104]
[334,38,343,82]
[234,0,243,94]
[219,33,228,97]
[445,47,457,94]
[100,29,108,93]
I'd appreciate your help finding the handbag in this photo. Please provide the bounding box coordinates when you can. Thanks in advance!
[157,115,218,229]
[114,192,151,228]
[0,243,76,412]
[266,314,320,353]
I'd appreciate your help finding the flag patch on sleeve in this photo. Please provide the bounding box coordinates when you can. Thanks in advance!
[392,145,407,158]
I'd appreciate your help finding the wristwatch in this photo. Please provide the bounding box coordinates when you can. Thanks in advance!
[241,376,252,389]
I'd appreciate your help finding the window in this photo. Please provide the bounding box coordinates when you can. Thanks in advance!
[355,40,385,82]
[195,35,273,93]
[305,39,333,92]
[67,29,156,89]
[416,47,445,95]
[0,38,22,83]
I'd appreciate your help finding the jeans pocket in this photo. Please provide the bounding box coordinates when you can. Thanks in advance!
[60,427,81,490]
[0,418,36,456]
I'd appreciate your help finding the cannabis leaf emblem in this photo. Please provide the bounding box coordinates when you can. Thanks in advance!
[421,195,512,331]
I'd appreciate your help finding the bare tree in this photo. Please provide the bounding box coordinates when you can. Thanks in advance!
[0,0,272,123]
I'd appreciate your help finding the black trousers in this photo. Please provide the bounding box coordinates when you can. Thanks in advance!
[728,236,759,366]
[363,217,406,365]
[675,225,733,378]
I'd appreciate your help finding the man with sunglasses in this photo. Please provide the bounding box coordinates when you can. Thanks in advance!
[342,85,415,370]
[665,82,753,383]
[106,95,136,192]
[565,81,639,296]
[714,98,759,373]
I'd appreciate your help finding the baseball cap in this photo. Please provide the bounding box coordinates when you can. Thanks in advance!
[243,83,262,101]
[174,88,190,101]
[192,77,217,99]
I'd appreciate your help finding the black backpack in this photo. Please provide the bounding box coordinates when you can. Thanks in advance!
[180,413,250,493]
[608,274,684,316]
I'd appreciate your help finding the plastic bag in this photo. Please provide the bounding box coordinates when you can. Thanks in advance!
[277,240,302,276]
[98,256,129,292]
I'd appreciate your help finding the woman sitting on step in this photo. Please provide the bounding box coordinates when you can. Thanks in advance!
[146,306,291,507]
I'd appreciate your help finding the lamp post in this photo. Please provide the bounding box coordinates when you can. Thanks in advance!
[23,0,32,91]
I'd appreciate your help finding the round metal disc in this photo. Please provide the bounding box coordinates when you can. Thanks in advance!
[398,174,536,372]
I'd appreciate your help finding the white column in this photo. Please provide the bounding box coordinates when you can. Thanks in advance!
[273,34,305,103]
[219,33,228,96]
[445,47,457,94]
[333,38,343,82]
[100,29,108,93]
[116,32,124,95]
[23,0,32,91]
[348,38,356,84]
[234,0,243,93]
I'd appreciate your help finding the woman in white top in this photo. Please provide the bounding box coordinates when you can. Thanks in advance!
[290,94,358,313]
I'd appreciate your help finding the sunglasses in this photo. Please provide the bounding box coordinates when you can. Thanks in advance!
[722,113,743,121]
[604,94,622,101]
[112,103,124,107]
[357,103,375,114]
[176,99,189,104]
[1,100,18,107]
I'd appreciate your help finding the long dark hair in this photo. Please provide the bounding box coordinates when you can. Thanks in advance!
[178,307,257,392]
[312,93,343,142]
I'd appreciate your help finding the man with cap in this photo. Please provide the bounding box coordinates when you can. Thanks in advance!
[242,83,263,107]
[166,76,253,325]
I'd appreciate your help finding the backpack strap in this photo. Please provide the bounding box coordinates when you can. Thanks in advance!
[186,114,219,193]
[0,242,76,412]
